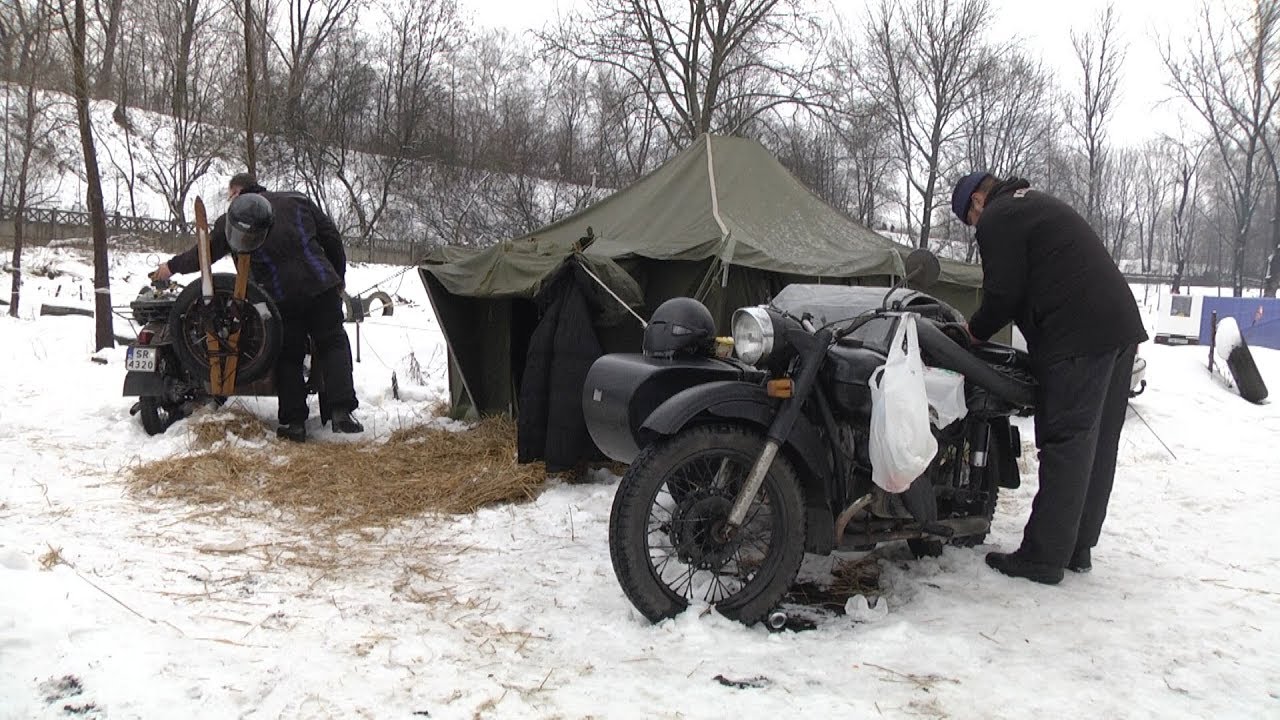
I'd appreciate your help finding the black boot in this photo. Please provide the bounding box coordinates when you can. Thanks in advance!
[1067,547,1092,573]
[331,409,364,434]
[277,421,306,443]
[985,551,1064,585]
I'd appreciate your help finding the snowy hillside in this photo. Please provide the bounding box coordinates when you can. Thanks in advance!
[1,247,1278,719]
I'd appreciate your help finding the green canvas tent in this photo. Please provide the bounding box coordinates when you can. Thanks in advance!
[420,134,984,418]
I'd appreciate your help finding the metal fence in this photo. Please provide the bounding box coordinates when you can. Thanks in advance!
[0,203,423,266]
[0,204,181,235]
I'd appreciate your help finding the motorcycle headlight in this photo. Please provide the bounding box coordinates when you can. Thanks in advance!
[731,307,774,365]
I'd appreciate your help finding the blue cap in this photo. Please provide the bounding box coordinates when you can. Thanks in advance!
[951,172,991,224]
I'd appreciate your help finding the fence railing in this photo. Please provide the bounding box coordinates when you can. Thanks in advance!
[0,203,424,266]
[0,203,182,234]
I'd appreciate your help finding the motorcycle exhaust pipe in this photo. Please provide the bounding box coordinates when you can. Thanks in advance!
[766,610,788,631]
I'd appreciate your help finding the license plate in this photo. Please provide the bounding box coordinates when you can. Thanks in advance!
[126,346,157,372]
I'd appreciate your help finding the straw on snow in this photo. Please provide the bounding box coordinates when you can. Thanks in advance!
[129,412,547,533]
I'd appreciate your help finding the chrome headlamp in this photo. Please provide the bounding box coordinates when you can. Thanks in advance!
[731,306,775,365]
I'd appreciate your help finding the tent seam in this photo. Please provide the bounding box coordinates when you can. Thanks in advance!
[705,134,734,288]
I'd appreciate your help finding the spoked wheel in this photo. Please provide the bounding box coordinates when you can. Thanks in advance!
[168,274,282,385]
[138,395,184,435]
[608,424,805,625]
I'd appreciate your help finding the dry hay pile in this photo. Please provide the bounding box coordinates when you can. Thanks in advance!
[129,409,547,532]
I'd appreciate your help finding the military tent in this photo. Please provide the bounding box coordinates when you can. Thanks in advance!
[419,134,984,420]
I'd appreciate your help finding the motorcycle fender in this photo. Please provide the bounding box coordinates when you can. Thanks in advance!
[122,371,165,397]
[639,381,833,500]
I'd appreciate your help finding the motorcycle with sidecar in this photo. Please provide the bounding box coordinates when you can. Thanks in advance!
[583,251,1037,625]
[122,273,288,434]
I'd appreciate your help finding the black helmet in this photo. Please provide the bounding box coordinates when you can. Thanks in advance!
[226,193,273,252]
[643,297,716,358]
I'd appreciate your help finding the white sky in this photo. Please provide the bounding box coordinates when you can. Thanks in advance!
[462,0,1205,148]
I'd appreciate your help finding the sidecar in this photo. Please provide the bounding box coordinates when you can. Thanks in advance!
[583,347,762,464]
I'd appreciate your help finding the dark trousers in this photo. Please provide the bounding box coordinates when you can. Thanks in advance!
[275,288,358,425]
[1021,344,1136,566]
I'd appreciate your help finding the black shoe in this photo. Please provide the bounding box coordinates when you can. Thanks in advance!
[985,551,1064,585]
[331,410,364,434]
[1067,547,1092,573]
[277,422,306,443]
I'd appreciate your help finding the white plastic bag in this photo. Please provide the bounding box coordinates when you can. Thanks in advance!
[923,367,967,429]
[867,315,939,493]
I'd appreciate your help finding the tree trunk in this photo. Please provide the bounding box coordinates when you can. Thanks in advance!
[244,0,256,174]
[67,0,114,349]
[9,214,21,318]
[93,0,124,96]
[9,81,40,318]
[1233,227,1247,297]
[1267,178,1280,296]
[173,0,198,118]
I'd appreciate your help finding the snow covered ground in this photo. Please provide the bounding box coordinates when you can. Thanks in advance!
[1,247,1278,719]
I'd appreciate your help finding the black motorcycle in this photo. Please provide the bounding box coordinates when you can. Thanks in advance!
[582,251,1037,625]
[122,274,283,435]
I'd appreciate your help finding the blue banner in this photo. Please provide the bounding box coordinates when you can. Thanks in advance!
[1200,297,1280,350]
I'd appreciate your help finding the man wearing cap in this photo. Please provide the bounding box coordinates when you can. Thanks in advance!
[155,173,363,441]
[951,172,1147,584]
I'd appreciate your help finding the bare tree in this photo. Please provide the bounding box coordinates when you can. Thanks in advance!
[1167,138,1206,293]
[340,0,460,238]
[542,0,826,147]
[962,49,1056,179]
[1133,140,1173,274]
[271,0,361,130]
[242,0,257,174]
[587,65,666,184]
[136,0,231,231]
[1067,3,1125,230]
[1103,147,1139,262]
[60,0,114,350]
[832,101,898,228]
[1264,122,1280,294]
[2,0,61,318]
[92,0,125,96]
[856,0,993,249]
[1164,0,1280,296]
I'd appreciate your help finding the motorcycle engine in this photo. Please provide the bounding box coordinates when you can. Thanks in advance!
[837,420,968,520]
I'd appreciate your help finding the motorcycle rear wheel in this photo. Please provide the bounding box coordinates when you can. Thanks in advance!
[608,423,805,625]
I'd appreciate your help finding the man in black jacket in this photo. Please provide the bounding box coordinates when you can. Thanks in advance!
[952,171,1148,584]
[156,173,362,441]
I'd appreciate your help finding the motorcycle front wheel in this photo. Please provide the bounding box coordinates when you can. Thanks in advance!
[608,423,805,625]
